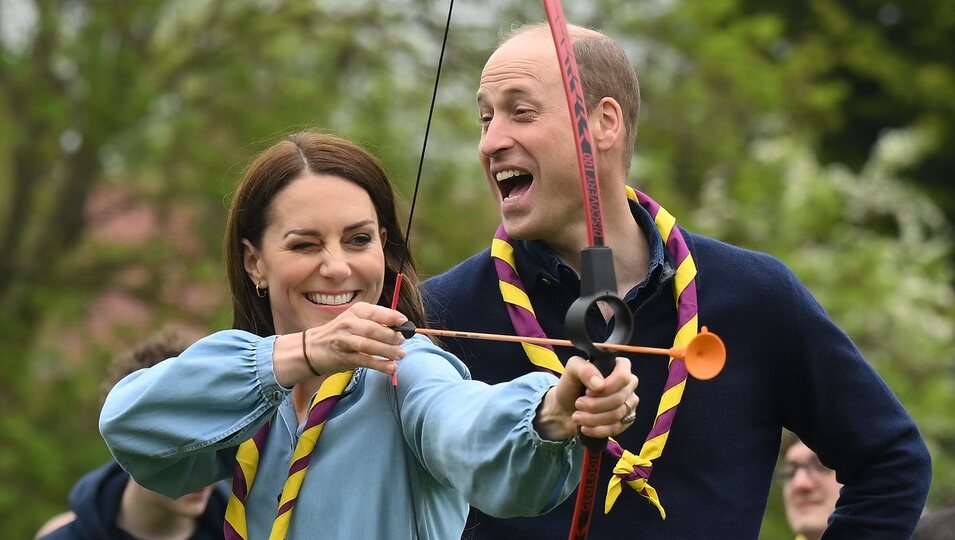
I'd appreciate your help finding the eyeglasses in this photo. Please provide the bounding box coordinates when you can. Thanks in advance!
[776,460,833,483]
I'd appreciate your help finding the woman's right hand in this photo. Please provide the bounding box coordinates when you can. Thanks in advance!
[273,302,408,386]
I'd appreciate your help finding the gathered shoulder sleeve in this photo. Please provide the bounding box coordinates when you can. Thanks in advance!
[393,335,582,517]
[99,330,289,498]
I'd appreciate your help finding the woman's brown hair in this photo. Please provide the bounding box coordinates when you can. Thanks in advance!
[224,131,425,336]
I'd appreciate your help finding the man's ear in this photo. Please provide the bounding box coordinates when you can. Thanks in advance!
[591,97,624,153]
[242,239,265,287]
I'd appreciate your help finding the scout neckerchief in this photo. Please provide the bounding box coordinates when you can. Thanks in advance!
[224,370,353,540]
[491,186,698,518]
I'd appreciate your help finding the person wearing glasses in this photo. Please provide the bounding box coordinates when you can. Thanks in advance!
[779,432,843,540]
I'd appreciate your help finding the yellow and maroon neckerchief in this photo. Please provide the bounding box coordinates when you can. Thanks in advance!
[224,370,353,540]
[491,185,698,518]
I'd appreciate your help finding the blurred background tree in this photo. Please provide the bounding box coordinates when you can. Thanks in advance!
[0,0,951,537]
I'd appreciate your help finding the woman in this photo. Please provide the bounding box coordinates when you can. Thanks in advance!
[100,131,638,539]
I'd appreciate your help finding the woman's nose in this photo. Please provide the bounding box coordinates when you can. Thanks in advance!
[319,251,351,280]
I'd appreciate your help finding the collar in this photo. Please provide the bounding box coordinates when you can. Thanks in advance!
[278,368,364,438]
[516,198,668,299]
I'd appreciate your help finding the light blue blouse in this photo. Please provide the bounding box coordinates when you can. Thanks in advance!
[100,331,582,539]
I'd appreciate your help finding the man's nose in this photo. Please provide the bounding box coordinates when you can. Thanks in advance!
[479,116,513,158]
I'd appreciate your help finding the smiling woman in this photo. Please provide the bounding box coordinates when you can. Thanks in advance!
[225,131,422,340]
[98,130,641,540]
[241,176,387,337]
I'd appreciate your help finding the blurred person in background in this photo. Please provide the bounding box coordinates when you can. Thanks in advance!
[778,431,842,540]
[35,329,228,540]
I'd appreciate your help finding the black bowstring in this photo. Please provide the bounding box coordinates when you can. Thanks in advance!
[394,0,455,280]
[392,3,454,539]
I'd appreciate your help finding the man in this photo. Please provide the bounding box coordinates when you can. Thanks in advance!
[36,330,228,540]
[779,432,842,540]
[421,22,931,538]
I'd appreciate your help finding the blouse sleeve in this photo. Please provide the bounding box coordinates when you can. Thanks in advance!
[394,335,582,518]
[99,330,288,498]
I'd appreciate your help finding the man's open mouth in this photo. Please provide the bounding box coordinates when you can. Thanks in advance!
[496,168,533,201]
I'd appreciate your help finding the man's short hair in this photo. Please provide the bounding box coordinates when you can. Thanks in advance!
[499,23,641,170]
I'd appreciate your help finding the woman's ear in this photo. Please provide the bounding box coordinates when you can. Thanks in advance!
[591,97,624,153]
[380,227,388,246]
[242,239,265,287]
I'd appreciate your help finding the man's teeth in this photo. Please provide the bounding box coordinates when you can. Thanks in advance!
[307,292,356,306]
[496,169,529,182]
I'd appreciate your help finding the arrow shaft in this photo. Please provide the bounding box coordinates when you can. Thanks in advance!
[412,327,682,358]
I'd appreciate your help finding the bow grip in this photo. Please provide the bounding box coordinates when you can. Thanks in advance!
[565,246,633,450]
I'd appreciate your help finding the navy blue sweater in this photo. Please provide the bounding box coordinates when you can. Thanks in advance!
[422,205,930,539]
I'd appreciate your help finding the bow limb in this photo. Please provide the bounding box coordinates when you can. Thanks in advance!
[541,2,634,539]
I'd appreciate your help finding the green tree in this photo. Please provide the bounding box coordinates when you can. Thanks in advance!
[690,128,955,536]
[737,0,955,235]
[2,0,952,536]
[0,0,486,535]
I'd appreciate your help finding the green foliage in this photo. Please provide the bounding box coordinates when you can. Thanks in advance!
[690,129,955,535]
[739,0,955,239]
[1,0,952,537]
[0,0,482,535]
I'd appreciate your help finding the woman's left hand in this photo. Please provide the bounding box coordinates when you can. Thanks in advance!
[533,356,639,441]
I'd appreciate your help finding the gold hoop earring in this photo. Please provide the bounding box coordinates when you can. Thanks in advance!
[255,283,267,298]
